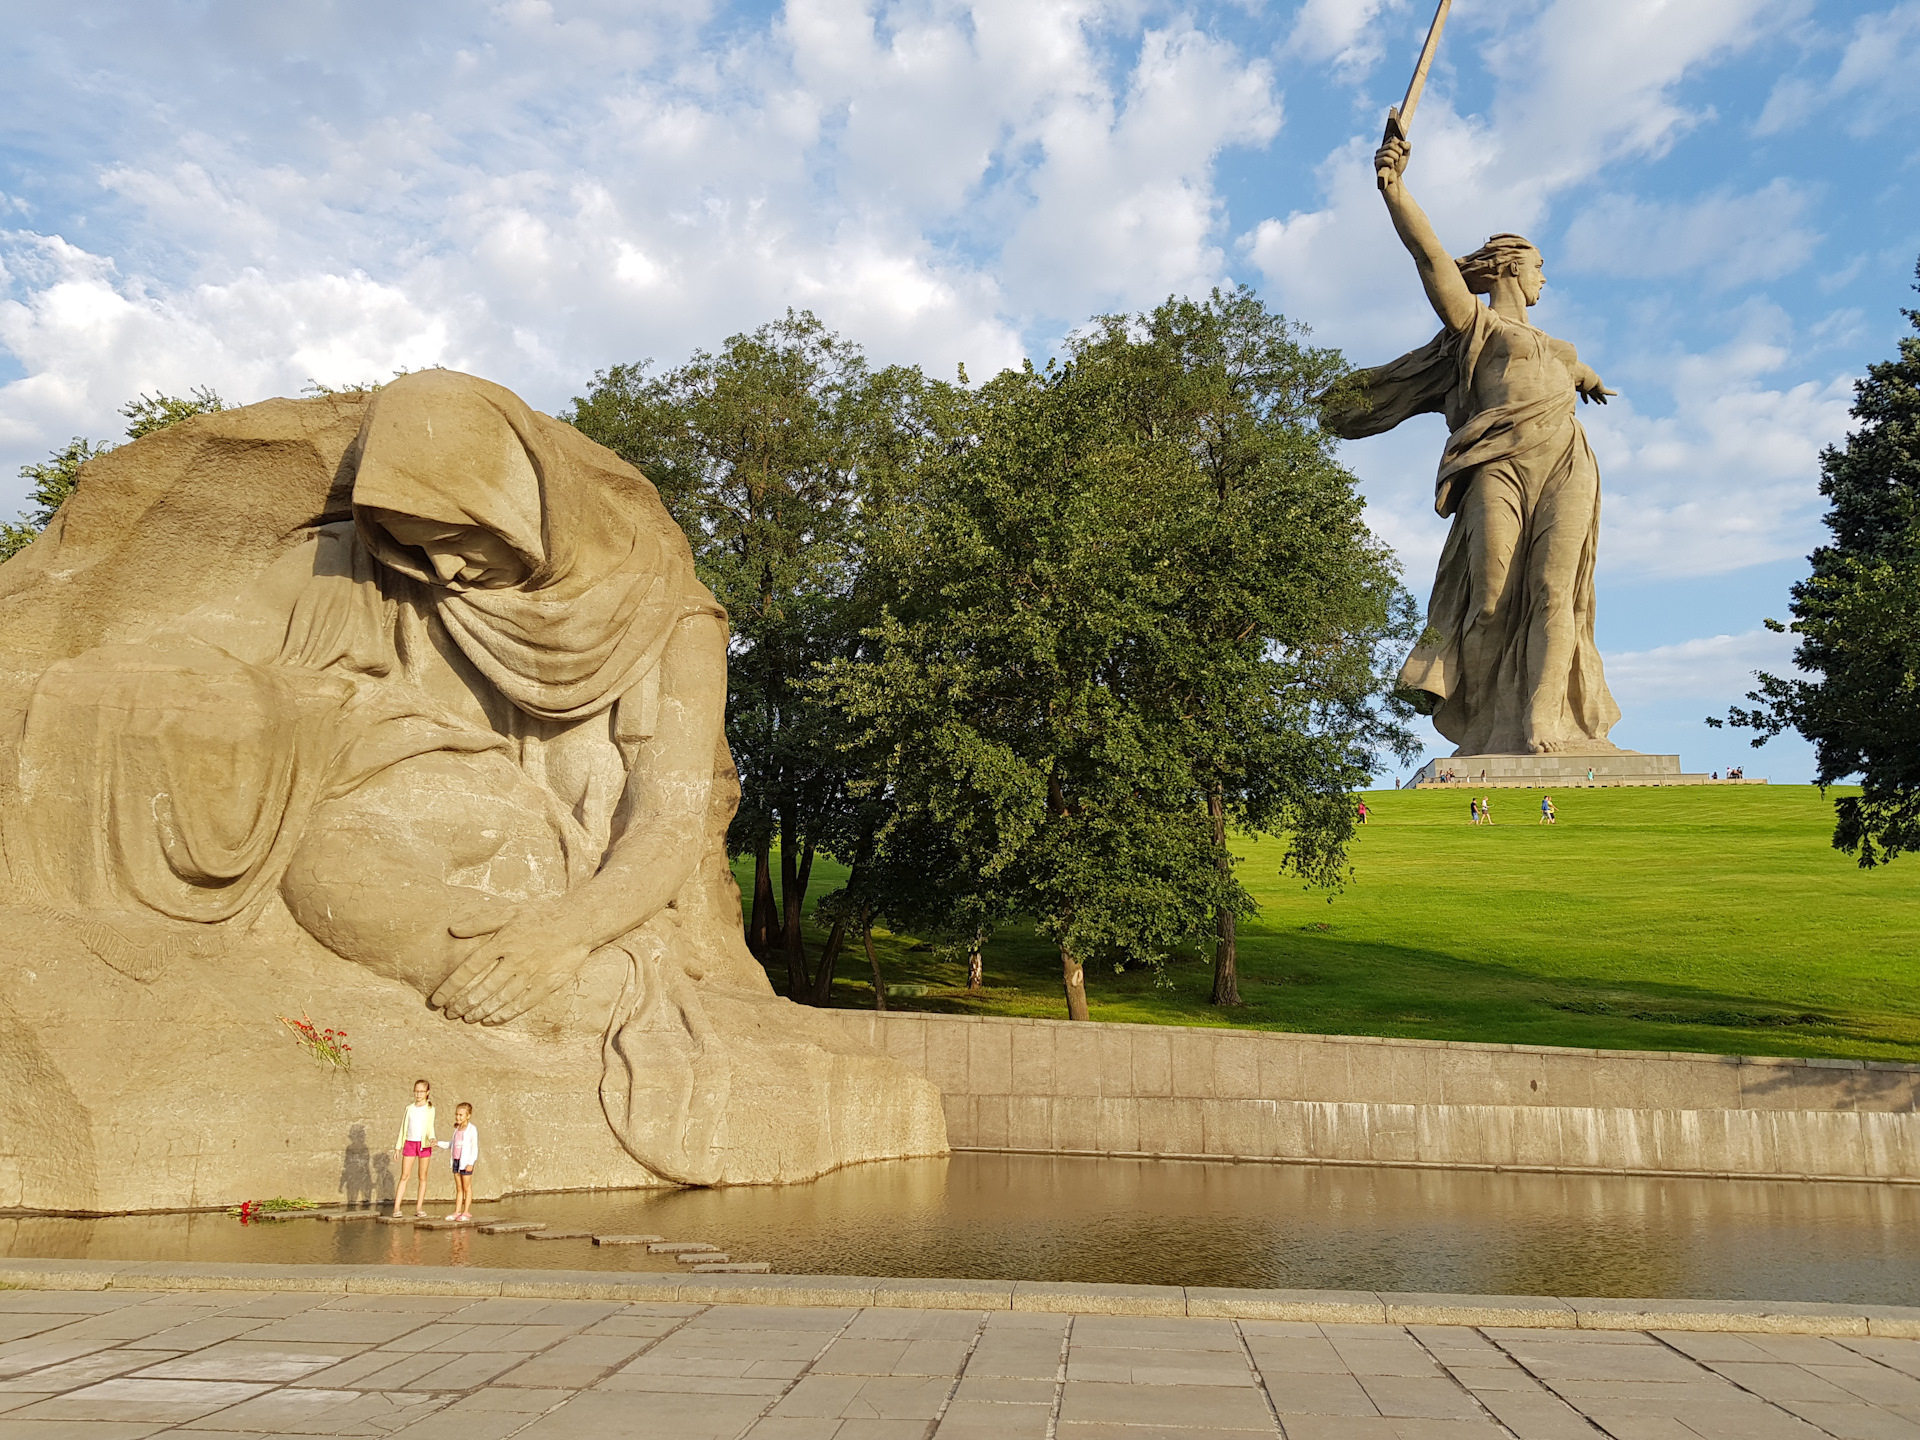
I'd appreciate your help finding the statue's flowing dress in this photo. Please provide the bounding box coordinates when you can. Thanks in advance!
[1326,303,1620,754]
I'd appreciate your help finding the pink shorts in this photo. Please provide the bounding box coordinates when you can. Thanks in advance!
[402,1141,433,1158]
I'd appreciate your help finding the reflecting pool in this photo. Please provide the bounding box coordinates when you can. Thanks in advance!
[5,1154,1917,1304]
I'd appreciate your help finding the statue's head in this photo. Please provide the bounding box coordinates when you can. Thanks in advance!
[352,370,544,592]
[1455,233,1543,305]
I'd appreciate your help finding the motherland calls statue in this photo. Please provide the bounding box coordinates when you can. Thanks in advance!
[0,371,944,1212]
[1325,134,1623,758]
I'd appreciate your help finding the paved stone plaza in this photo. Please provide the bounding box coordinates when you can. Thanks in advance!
[1,1284,1918,1439]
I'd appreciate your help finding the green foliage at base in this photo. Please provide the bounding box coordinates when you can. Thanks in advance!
[743,784,1920,1061]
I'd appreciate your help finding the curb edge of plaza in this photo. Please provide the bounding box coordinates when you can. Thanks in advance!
[2,1258,1915,1338]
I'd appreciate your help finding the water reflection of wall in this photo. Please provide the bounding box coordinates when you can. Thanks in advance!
[822,1013,1920,1183]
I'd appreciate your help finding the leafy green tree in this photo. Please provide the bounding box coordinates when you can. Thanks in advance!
[1,387,226,562]
[121,386,225,439]
[568,313,958,997]
[822,291,1412,1019]
[1711,262,1920,865]
[1068,289,1418,1003]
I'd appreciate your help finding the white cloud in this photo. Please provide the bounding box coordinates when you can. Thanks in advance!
[1582,307,1855,580]
[1560,181,1819,290]
[1287,0,1403,80]
[0,1,1289,505]
[1602,626,1799,703]
[1757,2,1920,137]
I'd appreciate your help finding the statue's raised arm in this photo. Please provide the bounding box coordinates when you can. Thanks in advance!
[1373,136,1478,334]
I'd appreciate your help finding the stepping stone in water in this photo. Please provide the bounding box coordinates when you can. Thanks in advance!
[526,1230,593,1241]
[592,1234,665,1246]
[318,1212,379,1222]
[478,1222,546,1235]
[414,1218,476,1230]
[690,1262,771,1273]
[375,1215,417,1225]
[675,1252,728,1265]
[646,1241,717,1254]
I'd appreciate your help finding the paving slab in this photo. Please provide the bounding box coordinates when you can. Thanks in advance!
[4,1271,1920,1438]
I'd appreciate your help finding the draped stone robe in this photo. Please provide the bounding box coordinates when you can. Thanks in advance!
[1326,304,1621,755]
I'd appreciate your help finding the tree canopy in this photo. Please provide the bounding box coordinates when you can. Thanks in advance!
[819,289,1414,1017]
[1711,260,1920,866]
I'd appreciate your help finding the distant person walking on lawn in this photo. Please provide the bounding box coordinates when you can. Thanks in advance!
[446,1103,479,1222]
[1480,794,1494,825]
[392,1079,438,1219]
[1540,794,1557,824]
[1469,797,1480,825]
[1357,800,1370,825]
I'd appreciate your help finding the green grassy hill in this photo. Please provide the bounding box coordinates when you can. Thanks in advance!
[738,784,1920,1061]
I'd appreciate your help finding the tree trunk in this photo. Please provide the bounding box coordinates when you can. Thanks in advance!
[966,933,984,992]
[1061,944,1089,1022]
[1208,788,1240,1006]
[863,911,886,1012]
[810,907,849,1007]
[748,846,779,959]
[778,814,810,996]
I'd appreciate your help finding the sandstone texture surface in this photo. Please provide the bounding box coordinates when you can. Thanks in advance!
[0,373,946,1213]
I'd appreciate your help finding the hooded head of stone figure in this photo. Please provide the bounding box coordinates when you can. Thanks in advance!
[1455,233,1544,306]
[353,369,545,593]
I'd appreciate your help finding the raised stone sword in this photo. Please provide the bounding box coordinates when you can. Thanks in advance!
[1376,0,1453,189]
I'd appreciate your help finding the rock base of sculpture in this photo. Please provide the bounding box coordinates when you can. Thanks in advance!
[0,903,947,1214]
[1406,753,1749,788]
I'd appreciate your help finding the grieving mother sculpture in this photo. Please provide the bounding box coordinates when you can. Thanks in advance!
[1325,136,1622,757]
[0,371,943,1211]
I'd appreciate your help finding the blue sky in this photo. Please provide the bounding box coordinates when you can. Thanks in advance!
[2,0,1915,783]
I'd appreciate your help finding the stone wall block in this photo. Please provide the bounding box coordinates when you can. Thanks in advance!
[1095,1026,1134,1102]
[1051,1095,1099,1152]
[1257,1037,1303,1102]
[1262,1100,1311,1159]
[972,1094,1010,1151]
[1132,1028,1173,1097]
[1213,1033,1261,1099]
[1198,1099,1269,1158]
[1135,1097,1202,1157]
[1744,1058,1919,1115]
[1363,1102,1420,1164]
[1169,1030,1217,1098]
[1094,1097,1140,1155]
[968,1022,1014,1097]
[1383,1044,1443,1106]
[1507,1105,1564,1169]
[878,1014,931,1075]
[1294,1042,1353,1104]
[1435,1048,1500,1107]
[1053,1026,1104,1099]
[1007,1096,1054,1152]
[923,1018,971,1093]
[1528,1052,1596,1108]
[1010,1023,1057,1097]
[1862,1112,1920,1178]
[941,1093,975,1149]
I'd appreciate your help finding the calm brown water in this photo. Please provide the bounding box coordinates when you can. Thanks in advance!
[5,1154,1917,1305]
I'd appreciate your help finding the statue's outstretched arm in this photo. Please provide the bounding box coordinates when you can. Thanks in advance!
[1374,137,1478,334]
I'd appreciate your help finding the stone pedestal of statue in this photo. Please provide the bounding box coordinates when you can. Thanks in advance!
[1406,752,1751,788]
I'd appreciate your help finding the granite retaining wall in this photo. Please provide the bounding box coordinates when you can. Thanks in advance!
[823,1012,1920,1182]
